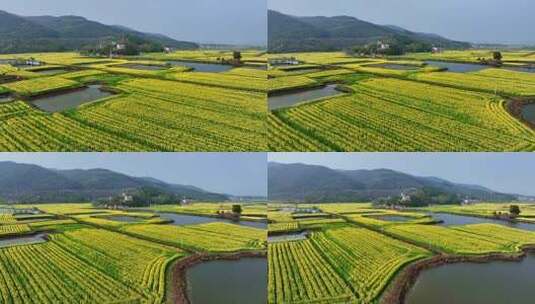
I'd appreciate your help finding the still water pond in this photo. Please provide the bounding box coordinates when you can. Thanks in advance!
[30,85,113,112]
[431,212,535,231]
[520,103,535,124]
[160,213,267,229]
[268,231,308,243]
[32,69,68,75]
[187,258,267,304]
[0,233,47,248]
[167,61,234,73]
[269,84,342,110]
[407,252,535,304]
[424,60,489,73]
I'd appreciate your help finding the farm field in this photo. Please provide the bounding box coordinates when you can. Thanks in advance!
[268,51,535,151]
[0,202,267,303]
[0,51,267,151]
[267,202,535,303]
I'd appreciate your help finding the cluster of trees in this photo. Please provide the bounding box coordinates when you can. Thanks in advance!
[93,186,182,208]
[375,187,461,207]
[349,37,434,56]
[81,35,166,56]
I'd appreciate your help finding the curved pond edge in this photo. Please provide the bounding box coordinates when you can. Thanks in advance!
[169,250,267,304]
[379,245,535,304]
[507,98,535,130]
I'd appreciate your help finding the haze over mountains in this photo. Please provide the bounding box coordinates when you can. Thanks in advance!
[268,162,517,203]
[268,10,471,52]
[0,10,198,54]
[0,161,228,203]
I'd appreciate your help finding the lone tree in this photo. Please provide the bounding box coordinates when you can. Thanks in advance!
[492,51,503,62]
[232,204,242,215]
[233,51,242,62]
[509,205,521,218]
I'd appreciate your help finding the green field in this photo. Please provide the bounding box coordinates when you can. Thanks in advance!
[0,202,267,303]
[268,202,535,303]
[268,51,535,151]
[0,51,267,151]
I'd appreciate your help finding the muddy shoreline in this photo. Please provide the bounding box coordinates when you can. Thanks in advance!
[379,246,535,304]
[170,250,267,304]
[507,98,535,130]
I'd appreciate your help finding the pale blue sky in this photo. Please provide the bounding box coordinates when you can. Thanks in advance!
[0,0,267,45]
[269,0,535,44]
[0,153,267,196]
[269,153,535,196]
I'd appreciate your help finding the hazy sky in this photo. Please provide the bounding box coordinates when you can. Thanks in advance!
[0,153,267,197]
[0,0,267,45]
[269,0,535,44]
[269,153,535,196]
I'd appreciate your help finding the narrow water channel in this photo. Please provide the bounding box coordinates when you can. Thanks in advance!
[406,252,535,304]
[186,258,267,304]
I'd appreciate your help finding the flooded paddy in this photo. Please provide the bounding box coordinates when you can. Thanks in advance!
[30,84,114,112]
[32,68,69,75]
[167,61,234,72]
[406,252,535,304]
[160,213,267,229]
[0,233,47,248]
[0,94,13,103]
[186,258,267,304]
[424,60,489,73]
[268,231,308,243]
[430,212,535,231]
[269,84,343,110]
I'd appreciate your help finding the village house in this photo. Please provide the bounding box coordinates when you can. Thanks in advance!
[122,192,133,203]
[377,41,390,51]
[432,47,443,53]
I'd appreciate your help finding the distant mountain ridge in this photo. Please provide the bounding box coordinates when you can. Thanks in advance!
[0,161,227,203]
[0,10,198,54]
[268,162,517,202]
[268,10,471,52]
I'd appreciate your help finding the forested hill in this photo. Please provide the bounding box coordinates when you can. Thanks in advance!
[0,10,199,54]
[0,161,227,203]
[268,10,471,52]
[268,162,517,203]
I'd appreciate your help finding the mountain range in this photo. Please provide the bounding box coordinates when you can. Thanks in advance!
[0,10,198,54]
[268,162,517,203]
[0,161,227,203]
[268,10,471,53]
